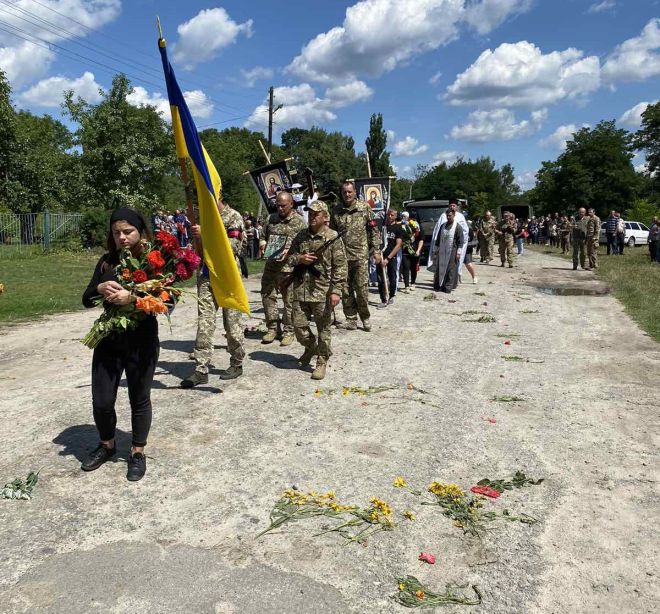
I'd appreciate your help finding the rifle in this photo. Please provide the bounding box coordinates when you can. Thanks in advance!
[280,231,346,292]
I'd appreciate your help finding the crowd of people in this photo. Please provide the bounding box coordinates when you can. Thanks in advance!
[80,183,659,482]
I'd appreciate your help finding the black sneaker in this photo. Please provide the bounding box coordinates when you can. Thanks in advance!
[127,452,147,482]
[81,443,116,472]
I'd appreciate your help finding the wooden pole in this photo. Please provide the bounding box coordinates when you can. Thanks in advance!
[177,158,202,254]
[267,86,274,157]
[258,139,271,164]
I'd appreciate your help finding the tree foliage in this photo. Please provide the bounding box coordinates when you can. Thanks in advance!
[531,121,638,216]
[634,101,660,195]
[365,113,392,177]
[64,74,176,212]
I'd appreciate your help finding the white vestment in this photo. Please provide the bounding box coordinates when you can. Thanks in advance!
[427,211,469,272]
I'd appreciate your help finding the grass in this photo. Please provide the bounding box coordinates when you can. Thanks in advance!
[0,251,266,325]
[529,244,660,342]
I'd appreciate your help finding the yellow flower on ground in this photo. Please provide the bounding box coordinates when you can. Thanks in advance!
[407,382,414,390]
[403,511,415,521]
[393,477,407,488]
[399,583,405,592]
[342,387,350,396]
[314,389,322,396]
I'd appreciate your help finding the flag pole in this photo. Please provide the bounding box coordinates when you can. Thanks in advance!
[157,17,200,254]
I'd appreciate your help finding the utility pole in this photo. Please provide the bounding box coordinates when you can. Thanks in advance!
[267,87,283,157]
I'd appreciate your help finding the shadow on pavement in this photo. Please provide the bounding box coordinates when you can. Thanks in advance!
[248,350,299,370]
[53,425,132,462]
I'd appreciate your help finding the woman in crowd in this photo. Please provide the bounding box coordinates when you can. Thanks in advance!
[400,211,424,292]
[81,208,159,482]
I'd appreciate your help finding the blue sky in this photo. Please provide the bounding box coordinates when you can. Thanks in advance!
[1,0,658,190]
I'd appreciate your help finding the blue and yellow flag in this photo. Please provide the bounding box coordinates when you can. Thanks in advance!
[158,37,250,315]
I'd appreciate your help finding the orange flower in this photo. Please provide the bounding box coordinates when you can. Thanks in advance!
[135,295,168,315]
[160,290,170,302]
[415,590,425,600]
[121,268,131,280]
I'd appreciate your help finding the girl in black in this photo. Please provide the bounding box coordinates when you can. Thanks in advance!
[81,208,158,481]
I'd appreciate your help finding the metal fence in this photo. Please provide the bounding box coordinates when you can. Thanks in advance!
[0,211,83,258]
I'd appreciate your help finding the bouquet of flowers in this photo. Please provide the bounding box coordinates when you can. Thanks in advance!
[82,231,201,349]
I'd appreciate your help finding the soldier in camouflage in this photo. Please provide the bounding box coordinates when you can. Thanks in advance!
[330,181,381,331]
[476,210,496,262]
[586,208,601,270]
[180,199,247,388]
[259,191,306,345]
[287,201,348,380]
[572,207,589,270]
[559,215,572,254]
[494,212,516,268]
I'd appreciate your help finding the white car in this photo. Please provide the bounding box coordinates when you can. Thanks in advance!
[599,220,650,247]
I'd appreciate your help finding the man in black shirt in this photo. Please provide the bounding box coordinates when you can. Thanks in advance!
[377,209,403,307]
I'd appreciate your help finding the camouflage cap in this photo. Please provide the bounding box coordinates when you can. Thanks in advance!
[304,200,329,213]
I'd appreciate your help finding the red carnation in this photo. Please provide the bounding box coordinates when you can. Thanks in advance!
[182,248,201,268]
[132,270,148,283]
[147,250,166,271]
[156,231,179,253]
[175,262,192,280]
[470,485,501,498]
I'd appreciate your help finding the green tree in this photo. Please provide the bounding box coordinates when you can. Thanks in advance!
[365,113,392,177]
[64,74,175,212]
[634,101,660,194]
[281,126,366,196]
[624,198,660,225]
[0,68,25,212]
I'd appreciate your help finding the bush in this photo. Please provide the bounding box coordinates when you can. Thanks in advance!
[80,207,111,248]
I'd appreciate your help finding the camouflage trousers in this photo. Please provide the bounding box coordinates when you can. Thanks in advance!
[478,236,494,261]
[293,300,333,360]
[572,237,586,268]
[498,236,515,266]
[342,259,370,322]
[260,267,294,333]
[587,237,599,269]
[560,235,570,253]
[193,274,245,374]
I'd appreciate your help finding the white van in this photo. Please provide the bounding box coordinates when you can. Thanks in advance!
[599,221,650,247]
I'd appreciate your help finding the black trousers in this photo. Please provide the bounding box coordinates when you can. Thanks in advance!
[401,254,419,286]
[377,257,398,302]
[91,318,159,447]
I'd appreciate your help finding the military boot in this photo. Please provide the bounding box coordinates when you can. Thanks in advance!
[298,345,317,366]
[280,332,295,347]
[261,328,279,344]
[343,319,357,330]
[180,371,208,388]
[362,318,372,332]
[218,365,243,380]
[311,358,327,380]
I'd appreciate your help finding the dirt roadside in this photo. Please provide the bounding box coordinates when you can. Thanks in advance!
[0,249,658,613]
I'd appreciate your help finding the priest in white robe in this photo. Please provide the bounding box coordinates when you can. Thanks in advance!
[427,199,469,279]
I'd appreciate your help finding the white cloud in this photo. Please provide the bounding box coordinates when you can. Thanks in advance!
[516,170,536,191]
[449,108,546,142]
[127,87,214,120]
[172,8,253,70]
[0,0,121,46]
[539,123,589,150]
[432,150,462,165]
[0,42,54,89]
[18,71,103,107]
[602,19,660,84]
[386,129,396,141]
[463,0,532,35]
[240,66,274,87]
[244,80,372,131]
[0,1,120,90]
[445,41,600,108]
[429,70,443,86]
[324,80,373,107]
[619,101,657,128]
[587,1,616,14]
[393,136,429,156]
[287,0,529,83]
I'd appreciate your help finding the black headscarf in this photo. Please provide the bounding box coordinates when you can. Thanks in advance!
[110,207,145,233]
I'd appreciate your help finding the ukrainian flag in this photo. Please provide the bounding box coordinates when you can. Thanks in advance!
[158,36,249,315]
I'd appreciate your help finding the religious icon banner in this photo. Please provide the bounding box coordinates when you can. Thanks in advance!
[249,160,293,214]
[354,177,391,212]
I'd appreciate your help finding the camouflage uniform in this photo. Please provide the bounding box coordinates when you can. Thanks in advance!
[476,217,496,262]
[586,214,601,269]
[259,210,306,334]
[572,215,589,269]
[330,199,381,324]
[559,219,572,253]
[193,204,246,374]
[288,220,348,361]
[496,217,516,266]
